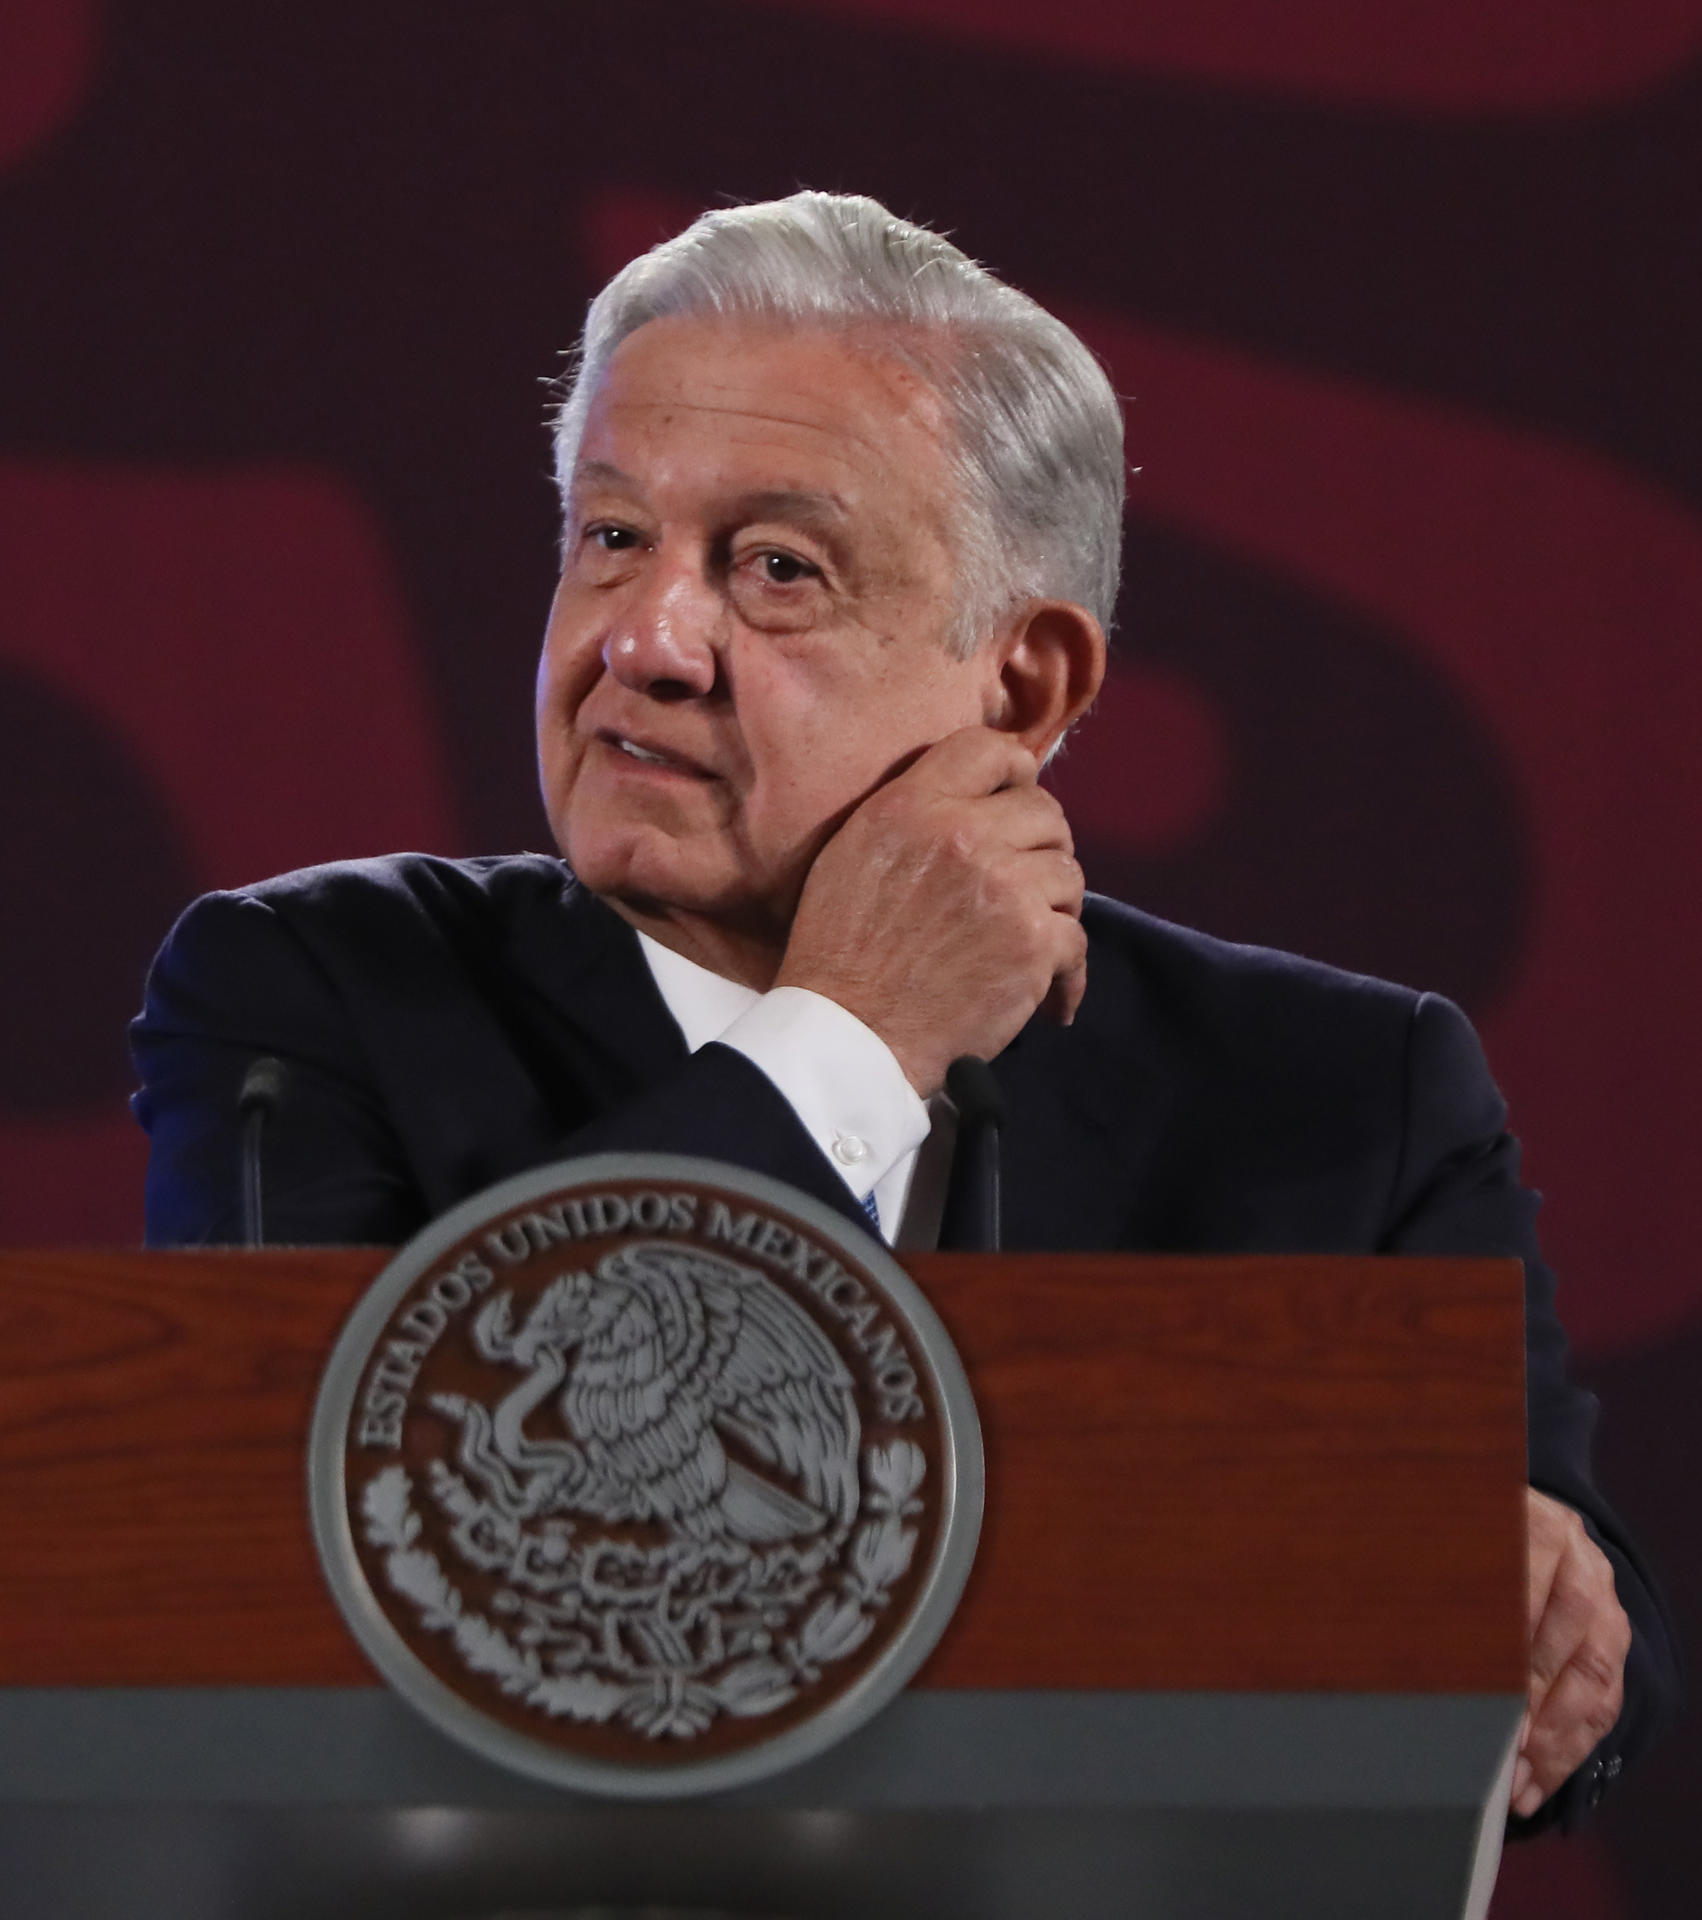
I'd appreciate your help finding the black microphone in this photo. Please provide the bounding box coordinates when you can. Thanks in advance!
[941,1054,1007,1253]
[237,1056,289,1248]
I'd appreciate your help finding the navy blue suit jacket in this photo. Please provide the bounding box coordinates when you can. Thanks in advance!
[130,851,1679,1828]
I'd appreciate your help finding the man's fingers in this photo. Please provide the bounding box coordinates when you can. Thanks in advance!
[1527,1519,1566,1641]
[1514,1490,1632,1818]
[974,782,1076,854]
[1526,1548,1598,1724]
[1525,1491,1619,1716]
[898,725,1040,799]
[1515,1627,1628,1814]
[1042,954,1088,1027]
[1044,893,1090,1019]
[1028,847,1086,912]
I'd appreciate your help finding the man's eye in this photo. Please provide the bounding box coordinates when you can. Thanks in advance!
[586,523,641,551]
[754,550,818,585]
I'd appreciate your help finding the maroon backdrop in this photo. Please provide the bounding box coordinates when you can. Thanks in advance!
[0,3,1696,1908]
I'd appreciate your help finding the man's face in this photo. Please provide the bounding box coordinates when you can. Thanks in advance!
[537,314,1003,956]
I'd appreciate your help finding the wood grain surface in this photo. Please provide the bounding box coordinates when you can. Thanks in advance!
[0,1250,1526,1692]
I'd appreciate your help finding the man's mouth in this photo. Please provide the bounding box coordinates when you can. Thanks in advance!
[600,731,711,777]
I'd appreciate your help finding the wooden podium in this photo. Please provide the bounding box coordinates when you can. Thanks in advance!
[0,1249,1527,1919]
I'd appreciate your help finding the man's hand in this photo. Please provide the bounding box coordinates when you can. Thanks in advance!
[1514,1487,1631,1817]
[775,727,1086,1096]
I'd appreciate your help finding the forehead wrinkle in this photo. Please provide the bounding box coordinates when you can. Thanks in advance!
[610,392,928,477]
[576,410,894,517]
[586,312,960,461]
[580,413,919,541]
[601,327,955,460]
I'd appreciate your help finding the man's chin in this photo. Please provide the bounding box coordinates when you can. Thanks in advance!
[565,837,756,924]
[564,841,797,960]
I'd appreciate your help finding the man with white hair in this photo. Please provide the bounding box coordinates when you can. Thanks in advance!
[133,191,1676,1833]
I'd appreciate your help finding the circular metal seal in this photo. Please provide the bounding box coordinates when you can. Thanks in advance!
[309,1153,983,1798]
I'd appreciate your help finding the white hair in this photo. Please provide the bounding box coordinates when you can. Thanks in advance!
[551,191,1125,656]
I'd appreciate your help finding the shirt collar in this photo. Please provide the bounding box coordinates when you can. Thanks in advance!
[636,930,761,1054]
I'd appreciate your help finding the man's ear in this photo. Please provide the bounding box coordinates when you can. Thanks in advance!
[985,600,1107,761]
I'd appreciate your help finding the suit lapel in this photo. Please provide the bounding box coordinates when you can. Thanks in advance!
[502,866,690,1114]
[991,986,1173,1255]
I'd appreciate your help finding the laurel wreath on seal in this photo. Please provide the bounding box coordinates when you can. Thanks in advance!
[359,1439,926,1740]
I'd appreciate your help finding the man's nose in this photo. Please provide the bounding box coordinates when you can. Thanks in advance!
[602,562,719,700]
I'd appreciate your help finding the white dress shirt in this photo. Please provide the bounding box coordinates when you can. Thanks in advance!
[636,933,956,1247]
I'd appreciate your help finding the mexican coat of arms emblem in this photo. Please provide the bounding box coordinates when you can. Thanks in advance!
[309,1153,983,1795]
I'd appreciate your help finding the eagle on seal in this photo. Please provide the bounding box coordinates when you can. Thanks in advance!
[451,1242,861,1546]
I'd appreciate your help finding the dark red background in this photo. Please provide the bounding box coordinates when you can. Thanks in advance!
[0,3,1696,1907]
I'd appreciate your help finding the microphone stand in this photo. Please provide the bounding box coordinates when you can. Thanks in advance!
[237,1057,289,1249]
[941,1054,1007,1254]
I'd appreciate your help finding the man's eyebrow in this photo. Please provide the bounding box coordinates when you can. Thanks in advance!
[572,459,643,495]
[726,489,851,538]
[569,470,849,533]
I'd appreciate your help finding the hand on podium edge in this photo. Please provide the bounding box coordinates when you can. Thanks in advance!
[1514,1487,1632,1818]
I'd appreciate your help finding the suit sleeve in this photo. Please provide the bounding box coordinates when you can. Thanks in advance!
[1382,992,1681,1834]
[131,888,869,1247]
